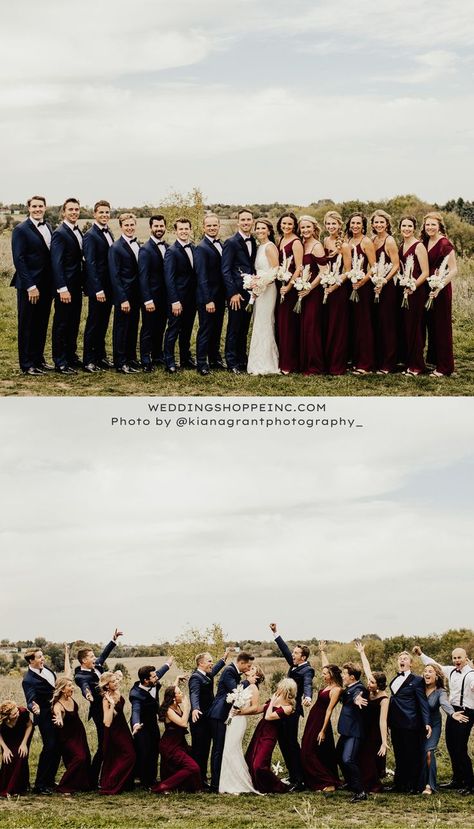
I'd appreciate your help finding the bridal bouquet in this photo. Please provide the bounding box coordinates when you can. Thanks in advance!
[398,254,417,309]
[425,255,449,310]
[347,249,366,302]
[371,252,392,303]
[242,268,277,313]
[293,264,312,313]
[276,252,293,302]
[320,254,342,304]
[226,683,247,724]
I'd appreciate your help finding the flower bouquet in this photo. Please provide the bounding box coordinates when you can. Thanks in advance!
[347,248,366,302]
[242,268,277,313]
[425,255,449,310]
[225,683,247,724]
[371,252,392,303]
[276,252,293,303]
[293,264,312,313]
[398,254,417,309]
[320,254,342,304]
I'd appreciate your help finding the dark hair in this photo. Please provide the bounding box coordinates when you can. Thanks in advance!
[276,212,299,237]
[174,217,191,229]
[24,648,42,664]
[295,645,310,661]
[77,647,94,664]
[150,215,166,227]
[93,200,110,212]
[345,213,367,237]
[158,686,178,721]
[325,663,343,687]
[138,665,156,684]
[372,671,387,691]
[342,662,362,681]
[27,195,46,207]
[62,197,80,211]
[236,652,254,664]
[238,208,254,218]
[255,217,276,244]
[398,214,417,231]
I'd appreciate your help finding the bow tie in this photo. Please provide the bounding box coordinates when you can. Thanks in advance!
[212,239,221,244]
[37,221,46,227]
[244,237,252,242]
[183,243,192,248]
[397,672,406,677]
[129,238,138,244]
[100,227,110,233]
[455,669,462,673]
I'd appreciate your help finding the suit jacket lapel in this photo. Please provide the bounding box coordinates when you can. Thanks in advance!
[27,217,50,249]
[63,222,82,251]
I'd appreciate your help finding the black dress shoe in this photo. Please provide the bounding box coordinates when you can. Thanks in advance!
[459,788,474,796]
[55,365,77,375]
[210,360,226,371]
[288,782,305,793]
[198,366,210,376]
[166,365,177,374]
[350,792,368,802]
[116,364,135,374]
[70,358,83,368]
[142,364,155,373]
[38,362,55,372]
[440,781,459,789]
[32,786,54,795]
[128,360,141,370]
[23,367,44,375]
[153,357,166,367]
[84,363,100,373]
[97,357,114,370]
[228,367,242,375]
[181,358,197,369]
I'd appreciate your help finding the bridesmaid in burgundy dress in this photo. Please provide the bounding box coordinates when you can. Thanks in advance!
[276,212,303,374]
[152,685,201,794]
[301,642,342,792]
[245,678,296,794]
[52,676,92,793]
[421,212,457,377]
[298,215,327,375]
[322,211,351,374]
[354,641,388,793]
[370,210,400,374]
[398,216,429,376]
[99,671,136,794]
[0,701,33,796]
[345,213,376,374]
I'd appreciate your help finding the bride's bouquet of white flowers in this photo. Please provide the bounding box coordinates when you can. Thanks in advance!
[225,683,248,724]
[347,248,366,303]
[425,255,449,310]
[320,254,342,304]
[398,254,417,309]
[242,268,278,313]
[371,252,392,303]
[293,264,312,313]
[276,252,293,303]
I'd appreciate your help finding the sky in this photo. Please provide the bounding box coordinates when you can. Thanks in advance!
[1,397,472,645]
[1,0,473,206]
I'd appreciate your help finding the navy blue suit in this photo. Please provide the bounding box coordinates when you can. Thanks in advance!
[50,222,84,368]
[129,662,170,787]
[11,218,53,371]
[194,237,226,370]
[82,223,114,365]
[275,635,314,785]
[163,241,197,368]
[208,663,245,790]
[188,658,226,784]
[138,238,169,365]
[108,237,141,368]
[337,680,369,794]
[388,672,431,792]
[222,232,257,369]
[74,639,116,786]
[22,666,60,790]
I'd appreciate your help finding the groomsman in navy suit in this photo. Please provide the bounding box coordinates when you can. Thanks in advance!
[82,200,115,372]
[270,622,314,790]
[189,648,230,786]
[22,647,60,793]
[388,651,431,793]
[222,209,257,373]
[194,214,226,375]
[74,627,122,786]
[129,657,173,787]
[50,197,84,374]
[163,217,197,373]
[108,213,141,373]
[337,662,369,802]
[207,651,254,791]
[11,195,54,375]
[138,215,169,372]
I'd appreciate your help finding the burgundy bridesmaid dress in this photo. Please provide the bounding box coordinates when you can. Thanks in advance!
[373,241,398,372]
[301,687,341,790]
[56,700,92,793]
[398,242,426,374]
[426,237,454,375]
[152,723,201,793]
[300,252,325,375]
[99,697,136,795]
[245,703,289,794]
[322,250,348,375]
[358,696,386,793]
[351,242,374,371]
[276,240,300,373]
[0,707,32,796]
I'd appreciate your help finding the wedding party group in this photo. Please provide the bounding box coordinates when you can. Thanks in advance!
[10,196,457,379]
[1,624,473,804]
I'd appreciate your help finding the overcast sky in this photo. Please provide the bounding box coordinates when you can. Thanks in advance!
[1,397,472,645]
[1,0,473,206]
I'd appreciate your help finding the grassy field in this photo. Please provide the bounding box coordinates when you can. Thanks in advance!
[0,224,473,397]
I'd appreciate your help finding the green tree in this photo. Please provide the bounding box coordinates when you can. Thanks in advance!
[171,623,226,673]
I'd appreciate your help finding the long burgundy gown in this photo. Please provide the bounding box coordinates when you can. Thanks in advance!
[277,240,300,373]
[99,697,136,795]
[398,241,426,374]
[373,240,398,372]
[0,707,32,796]
[245,703,289,793]
[152,722,201,793]
[426,237,454,375]
[56,700,92,793]
[350,242,374,372]
[358,696,387,793]
[301,687,341,790]
[300,252,325,375]
[322,249,348,375]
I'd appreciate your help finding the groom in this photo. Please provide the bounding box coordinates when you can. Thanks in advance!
[222,209,257,373]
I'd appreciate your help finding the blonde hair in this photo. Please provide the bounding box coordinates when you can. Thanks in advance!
[0,701,18,725]
[118,212,136,226]
[276,678,297,710]
[421,211,447,239]
[370,209,393,234]
[98,671,117,694]
[51,677,74,708]
[324,210,344,250]
[298,215,321,239]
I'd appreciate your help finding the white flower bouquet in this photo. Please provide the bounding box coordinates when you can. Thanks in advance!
[347,248,366,303]
[242,268,277,312]
[320,254,342,304]
[398,254,417,309]
[225,682,248,724]
[425,255,449,310]
[371,252,392,303]
[276,252,293,303]
[293,264,312,313]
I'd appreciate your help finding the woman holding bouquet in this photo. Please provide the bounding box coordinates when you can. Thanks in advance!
[323,211,351,374]
[245,678,296,793]
[398,216,429,376]
[276,213,303,374]
[345,213,376,374]
[247,219,279,375]
[301,642,342,792]
[0,701,33,797]
[152,685,201,794]
[297,216,327,375]
[219,664,265,794]
[98,671,136,794]
[421,212,457,377]
[370,210,399,374]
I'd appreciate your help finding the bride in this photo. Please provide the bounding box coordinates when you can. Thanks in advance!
[247,219,280,375]
[219,665,265,794]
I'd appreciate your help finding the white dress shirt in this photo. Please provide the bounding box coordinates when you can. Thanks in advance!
[30,665,56,687]
[122,234,139,260]
[95,221,113,247]
[239,231,252,257]
[206,235,222,255]
[391,670,411,694]
[31,217,52,249]
[421,653,474,708]
[64,219,83,250]
[178,239,193,266]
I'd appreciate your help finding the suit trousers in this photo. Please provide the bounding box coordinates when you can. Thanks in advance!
[35,709,61,789]
[190,716,212,784]
[446,707,474,788]
[139,302,167,364]
[391,726,424,792]
[51,286,83,367]
[277,711,303,785]
[337,735,363,793]
[112,296,140,368]
[133,726,160,787]
[16,288,52,370]
[83,295,113,364]
[209,719,227,791]
[224,301,251,369]
[196,298,225,368]
[164,294,196,367]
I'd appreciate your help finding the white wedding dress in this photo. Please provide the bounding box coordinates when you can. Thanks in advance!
[247,243,279,375]
[218,687,260,794]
